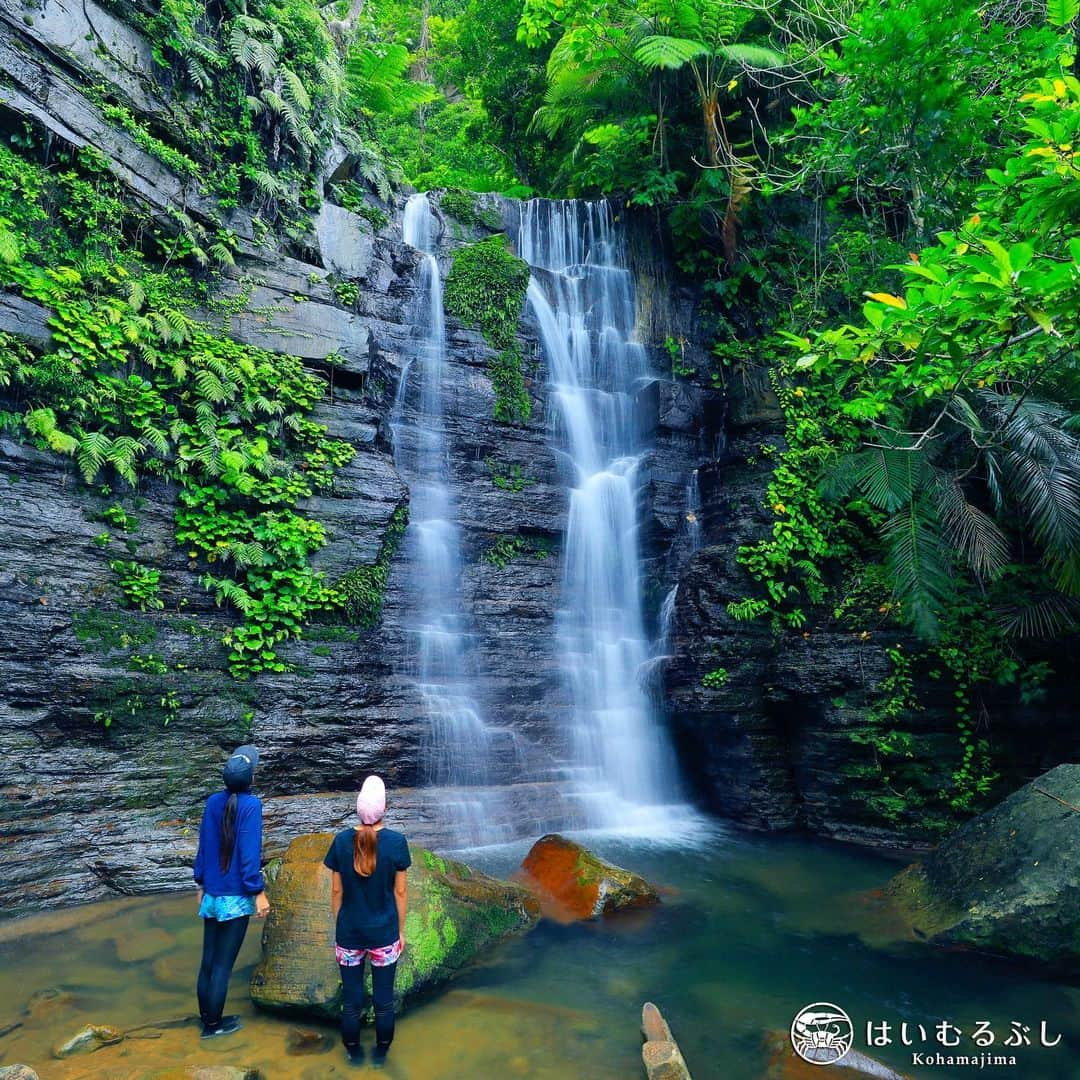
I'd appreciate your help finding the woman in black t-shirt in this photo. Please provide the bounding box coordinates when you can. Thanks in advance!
[324,775,411,1067]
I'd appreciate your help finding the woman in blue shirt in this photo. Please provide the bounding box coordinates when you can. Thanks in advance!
[324,775,411,1067]
[193,743,270,1038]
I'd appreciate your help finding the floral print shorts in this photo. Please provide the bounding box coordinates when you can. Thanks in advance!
[335,937,403,968]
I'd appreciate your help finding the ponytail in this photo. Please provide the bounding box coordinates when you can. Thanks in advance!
[219,792,238,873]
[353,823,377,877]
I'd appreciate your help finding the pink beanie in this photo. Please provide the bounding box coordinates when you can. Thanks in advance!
[356,775,386,825]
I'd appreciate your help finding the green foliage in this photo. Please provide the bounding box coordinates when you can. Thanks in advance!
[701,667,729,688]
[333,280,361,307]
[482,534,552,568]
[330,181,390,230]
[443,237,532,423]
[111,560,165,611]
[0,138,357,681]
[736,68,1080,643]
[332,505,410,627]
[485,458,534,491]
[789,0,1064,244]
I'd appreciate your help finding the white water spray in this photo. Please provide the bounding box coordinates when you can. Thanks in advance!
[514,200,687,828]
[395,194,496,836]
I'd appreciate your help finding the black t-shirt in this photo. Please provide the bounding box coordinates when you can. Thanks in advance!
[324,828,411,949]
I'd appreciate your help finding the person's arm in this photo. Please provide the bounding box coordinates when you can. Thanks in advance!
[394,869,407,947]
[193,804,207,905]
[238,801,270,917]
[330,870,344,918]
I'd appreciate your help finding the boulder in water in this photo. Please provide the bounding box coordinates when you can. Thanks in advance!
[0,1067,41,1080]
[52,1023,124,1058]
[250,834,539,1019]
[517,834,660,921]
[885,764,1080,970]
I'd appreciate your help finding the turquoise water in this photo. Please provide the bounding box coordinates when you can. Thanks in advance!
[0,822,1076,1078]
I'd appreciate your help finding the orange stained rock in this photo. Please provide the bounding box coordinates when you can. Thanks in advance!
[518,834,601,922]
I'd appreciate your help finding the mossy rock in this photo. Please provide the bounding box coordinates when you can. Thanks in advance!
[249,834,539,1020]
[517,834,660,921]
[885,764,1080,971]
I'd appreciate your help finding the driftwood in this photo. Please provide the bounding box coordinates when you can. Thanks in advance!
[641,1002,692,1080]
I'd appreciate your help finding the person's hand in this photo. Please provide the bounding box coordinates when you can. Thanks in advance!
[196,887,204,907]
[255,891,271,918]
[398,933,405,953]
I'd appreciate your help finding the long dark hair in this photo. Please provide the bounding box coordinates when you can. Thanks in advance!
[353,823,377,877]
[219,781,249,872]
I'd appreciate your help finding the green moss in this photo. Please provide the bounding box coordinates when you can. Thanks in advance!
[72,609,158,653]
[443,236,531,424]
[331,505,409,627]
[420,850,449,874]
[439,189,481,225]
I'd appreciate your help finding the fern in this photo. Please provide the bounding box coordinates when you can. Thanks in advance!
[634,35,709,70]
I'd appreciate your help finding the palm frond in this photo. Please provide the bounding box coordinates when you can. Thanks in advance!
[881,494,953,640]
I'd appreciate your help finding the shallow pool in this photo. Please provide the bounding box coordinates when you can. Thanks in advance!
[0,822,1076,1078]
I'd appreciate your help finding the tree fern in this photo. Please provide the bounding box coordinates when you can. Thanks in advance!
[633,35,709,69]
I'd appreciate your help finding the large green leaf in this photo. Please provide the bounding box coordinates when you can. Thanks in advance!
[1046,0,1079,28]
[716,44,785,69]
[882,495,953,640]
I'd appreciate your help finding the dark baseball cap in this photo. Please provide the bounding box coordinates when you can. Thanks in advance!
[223,744,259,789]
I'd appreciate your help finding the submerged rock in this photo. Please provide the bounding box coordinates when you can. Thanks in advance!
[52,1022,124,1058]
[142,1068,263,1080]
[250,834,539,1019]
[285,1027,335,1055]
[762,1030,909,1079]
[0,1067,41,1080]
[22,986,74,1021]
[885,764,1080,970]
[518,834,660,921]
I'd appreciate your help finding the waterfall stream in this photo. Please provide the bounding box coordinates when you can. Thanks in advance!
[512,200,687,830]
[395,194,496,840]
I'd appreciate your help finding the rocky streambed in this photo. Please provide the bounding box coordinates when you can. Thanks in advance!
[1,823,1078,1079]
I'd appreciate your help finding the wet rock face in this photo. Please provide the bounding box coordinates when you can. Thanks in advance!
[517,834,660,922]
[250,833,539,1018]
[885,764,1080,971]
[662,420,1078,848]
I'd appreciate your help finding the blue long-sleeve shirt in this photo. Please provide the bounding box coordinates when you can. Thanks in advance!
[193,790,265,896]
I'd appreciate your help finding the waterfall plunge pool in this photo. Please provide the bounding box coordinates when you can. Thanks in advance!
[0,824,1076,1078]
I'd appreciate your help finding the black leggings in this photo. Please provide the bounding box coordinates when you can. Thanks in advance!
[340,959,397,1049]
[197,916,250,1027]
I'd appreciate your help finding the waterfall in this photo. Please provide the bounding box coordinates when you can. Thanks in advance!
[394,194,496,839]
[513,199,686,829]
[686,468,703,555]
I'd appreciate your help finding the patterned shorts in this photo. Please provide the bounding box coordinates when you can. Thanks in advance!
[198,893,256,921]
[335,937,403,968]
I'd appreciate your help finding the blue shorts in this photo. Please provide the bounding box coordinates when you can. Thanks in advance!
[199,893,256,921]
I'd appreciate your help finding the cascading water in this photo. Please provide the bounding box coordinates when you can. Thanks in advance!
[513,200,686,829]
[394,194,496,839]
[685,468,703,555]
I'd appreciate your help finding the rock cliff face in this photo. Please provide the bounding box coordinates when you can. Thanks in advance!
[0,0,708,913]
[660,385,1078,848]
